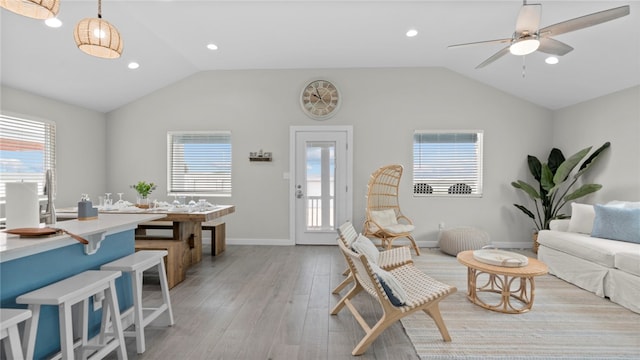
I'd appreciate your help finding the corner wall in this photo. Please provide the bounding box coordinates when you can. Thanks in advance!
[1,86,107,208]
[551,86,640,204]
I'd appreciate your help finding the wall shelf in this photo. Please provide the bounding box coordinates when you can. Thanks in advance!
[249,151,272,162]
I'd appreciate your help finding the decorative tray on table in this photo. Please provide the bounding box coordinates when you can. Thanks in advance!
[472,249,529,267]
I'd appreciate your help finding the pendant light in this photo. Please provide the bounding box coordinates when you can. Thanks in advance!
[0,0,59,19]
[73,0,122,59]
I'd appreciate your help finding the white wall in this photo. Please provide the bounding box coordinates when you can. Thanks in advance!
[7,71,635,248]
[551,86,640,205]
[1,86,107,209]
[106,67,553,247]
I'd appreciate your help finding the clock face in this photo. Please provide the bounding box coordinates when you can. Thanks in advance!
[300,80,340,120]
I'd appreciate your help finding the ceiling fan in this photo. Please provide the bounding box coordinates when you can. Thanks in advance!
[448,1,630,69]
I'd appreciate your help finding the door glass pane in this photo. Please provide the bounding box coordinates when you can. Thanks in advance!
[306,141,335,231]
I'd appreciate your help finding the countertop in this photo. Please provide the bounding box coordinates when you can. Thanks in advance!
[0,213,165,263]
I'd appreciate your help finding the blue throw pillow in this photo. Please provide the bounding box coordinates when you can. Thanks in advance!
[375,274,406,306]
[591,205,640,244]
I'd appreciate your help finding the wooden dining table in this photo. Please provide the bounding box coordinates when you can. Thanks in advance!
[57,205,235,266]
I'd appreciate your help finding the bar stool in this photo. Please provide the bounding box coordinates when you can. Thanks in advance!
[101,250,174,354]
[1,308,32,360]
[16,270,127,360]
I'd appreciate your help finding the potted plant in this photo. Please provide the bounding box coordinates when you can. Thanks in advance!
[131,181,156,208]
[511,142,610,252]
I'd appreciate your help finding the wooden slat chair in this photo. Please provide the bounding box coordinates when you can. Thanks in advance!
[332,221,413,295]
[363,164,421,255]
[331,238,456,356]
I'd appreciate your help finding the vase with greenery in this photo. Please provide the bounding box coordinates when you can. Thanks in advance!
[131,181,156,208]
[511,142,610,250]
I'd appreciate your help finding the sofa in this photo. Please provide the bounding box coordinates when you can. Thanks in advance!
[537,201,640,314]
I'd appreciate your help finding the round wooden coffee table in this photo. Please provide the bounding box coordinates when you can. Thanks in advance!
[457,250,548,314]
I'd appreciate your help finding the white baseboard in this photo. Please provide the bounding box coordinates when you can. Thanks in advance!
[203,238,533,249]
[226,238,294,246]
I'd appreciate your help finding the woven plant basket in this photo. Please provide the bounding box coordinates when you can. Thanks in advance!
[532,232,539,254]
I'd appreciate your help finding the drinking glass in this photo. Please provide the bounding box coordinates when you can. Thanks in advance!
[105,193,112,209]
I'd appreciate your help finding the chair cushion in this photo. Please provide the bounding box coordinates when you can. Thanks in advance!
[383,224,415,234]
[567,203,595,234]
[370,262,408,306]
[370,209,398,227]
[351,234,380,264]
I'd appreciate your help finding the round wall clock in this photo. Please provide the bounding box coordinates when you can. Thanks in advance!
[300,79,341,120]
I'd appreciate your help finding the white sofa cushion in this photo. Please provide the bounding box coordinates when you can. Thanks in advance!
[615,252,640,277]
[537,230,640,268]
[567,203,595,234]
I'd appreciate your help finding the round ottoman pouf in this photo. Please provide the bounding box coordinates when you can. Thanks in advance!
[439,227,490,256]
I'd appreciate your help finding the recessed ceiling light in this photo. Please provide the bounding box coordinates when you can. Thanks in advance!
[206,43,218,50]
[45,17,62,28]
[545,56,559,65]
[128,62,140,70]
[406,29,418,37]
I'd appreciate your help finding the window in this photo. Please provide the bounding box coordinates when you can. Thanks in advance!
[413,130,483,196]
[167,131,232,197]
[0,115,56,200]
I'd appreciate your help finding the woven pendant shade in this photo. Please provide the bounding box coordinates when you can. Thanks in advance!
[0,0,59,19]
[74,0,122,59]
[74,17,123,59]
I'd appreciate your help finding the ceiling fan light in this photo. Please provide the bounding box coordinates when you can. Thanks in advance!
[74,17,123,59]
[0,0,59,19]
[509,38,540,56]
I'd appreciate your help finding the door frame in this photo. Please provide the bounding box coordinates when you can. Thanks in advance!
[289,125,353,245]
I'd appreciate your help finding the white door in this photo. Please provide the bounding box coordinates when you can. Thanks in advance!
[290,126,352,245]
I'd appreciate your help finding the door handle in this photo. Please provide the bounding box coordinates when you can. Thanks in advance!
[295,189,304,199]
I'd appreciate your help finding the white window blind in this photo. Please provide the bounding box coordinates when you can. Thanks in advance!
[167,131,232,196]
[0,115,56,200]
[413,130,483,196]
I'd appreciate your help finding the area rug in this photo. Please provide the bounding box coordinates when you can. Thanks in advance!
[400,249,640,359]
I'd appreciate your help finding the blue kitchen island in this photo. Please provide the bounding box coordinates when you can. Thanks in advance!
[0,213,164,359]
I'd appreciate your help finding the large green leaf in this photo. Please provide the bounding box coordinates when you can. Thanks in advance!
[527,155,542,181]
[540,164,554,192]
[575,142,611,177]
[579,142,610,171]
[553,146,591,185]
[564,184,603,202]
[513,204,535,220]
[512,180,540,199]
[548,148,565,175]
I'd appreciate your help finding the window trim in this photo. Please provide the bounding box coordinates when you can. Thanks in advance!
[167,130,232,197]
[412,129,483,197]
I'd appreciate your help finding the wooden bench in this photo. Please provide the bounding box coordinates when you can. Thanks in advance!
[136,220,226,256]
[331,237,456,356]
[134,239,186,289]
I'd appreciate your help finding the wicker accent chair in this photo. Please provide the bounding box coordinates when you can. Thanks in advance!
[331,238,456,356]
[363,164,420,255]
[332,221,413,295]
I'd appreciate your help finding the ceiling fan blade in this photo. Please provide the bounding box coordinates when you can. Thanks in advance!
[515,3,542,34]
[537,38,574,56]
[475,46,511,69]
[448,38,511,49]
[539,5,630,37]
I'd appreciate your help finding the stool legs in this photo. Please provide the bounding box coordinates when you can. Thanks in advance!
[1,309,33,360]
[22,306,40,360]
[157,259,175,327]
[105,281,127,360]
[130,259,174,354]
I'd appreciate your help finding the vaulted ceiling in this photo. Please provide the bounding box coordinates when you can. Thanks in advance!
[1,1,638,113]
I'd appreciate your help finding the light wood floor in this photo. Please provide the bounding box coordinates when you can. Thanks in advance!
[107,245,419,360]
